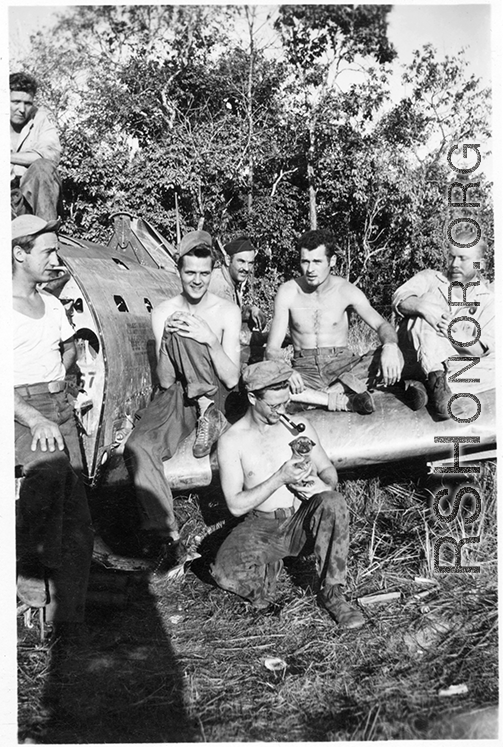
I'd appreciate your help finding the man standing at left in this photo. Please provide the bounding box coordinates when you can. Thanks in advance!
[13,215,93,637]
[10,72,62,220]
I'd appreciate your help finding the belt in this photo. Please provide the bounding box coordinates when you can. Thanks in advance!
[15,380,67,397]
[293,347,346,358]
[252,506,296,520]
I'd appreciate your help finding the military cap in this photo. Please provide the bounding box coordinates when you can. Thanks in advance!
[242,360,292,392]
[178,230,213,258]
[224,236,256,256]
[12,215,61,241]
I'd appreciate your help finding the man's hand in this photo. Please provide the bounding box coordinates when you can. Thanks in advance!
[420,301,450,332]
[30,417,65,453]
[379,343,404,386]
[248,306,267,332]
[288,370,305,395]
[278,456,312,486]
[165,312,217,346]
[293,474,328,501]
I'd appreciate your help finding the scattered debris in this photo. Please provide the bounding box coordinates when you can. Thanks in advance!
[357,591,401,606]
[438,683,468,697]
[414,576,438,586]
[263,657,287,673]
[168,614,184,625]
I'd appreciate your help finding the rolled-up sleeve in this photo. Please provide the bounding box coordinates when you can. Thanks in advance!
[392,271,435,318]
[16,109,62,165]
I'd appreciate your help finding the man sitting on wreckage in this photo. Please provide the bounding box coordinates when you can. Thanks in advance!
[211,360,365,629]
[125,230,241,561]
[265,229,427,414]
[392,228,494,420]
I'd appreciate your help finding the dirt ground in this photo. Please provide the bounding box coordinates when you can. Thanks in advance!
[17,466,498,743]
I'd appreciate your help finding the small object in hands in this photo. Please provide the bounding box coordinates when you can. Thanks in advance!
[279,413,305,433]
[289,436,316,492]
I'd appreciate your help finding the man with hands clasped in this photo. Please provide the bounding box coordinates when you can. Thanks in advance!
[211,360,365,629]
[125,230,241,559]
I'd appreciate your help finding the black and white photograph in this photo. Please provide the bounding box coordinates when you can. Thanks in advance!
[5,1,497,742]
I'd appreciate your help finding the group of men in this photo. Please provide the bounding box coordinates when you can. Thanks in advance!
[12,70,494,639]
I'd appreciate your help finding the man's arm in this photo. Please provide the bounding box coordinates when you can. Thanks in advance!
[170,304,241,389]
[265,284,305,394]
[15,390,65,452]
[265,284,291,360]
[11,110,62,165]
[10,152,41,167]
[218,431,312,517]
[349,286,403,385]
[396,294,447,330]
[241,303,267,331]
[61,339,76,372]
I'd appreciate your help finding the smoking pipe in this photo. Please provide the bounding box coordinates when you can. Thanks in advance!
[279,413,306,434]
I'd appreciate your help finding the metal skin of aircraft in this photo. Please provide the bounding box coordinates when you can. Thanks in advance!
[48,213,496,493]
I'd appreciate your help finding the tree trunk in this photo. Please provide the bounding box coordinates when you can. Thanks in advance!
[307,118,317,229]
[246,7,255,215]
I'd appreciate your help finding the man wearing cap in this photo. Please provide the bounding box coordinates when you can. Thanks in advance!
[10,72,62,220]
[265,229,420,415]
[13,215,93,635]
[209,236,266,333]
[125,230,241,559]
[211,360,365,629]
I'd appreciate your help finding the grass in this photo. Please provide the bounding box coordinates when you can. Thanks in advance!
[17,459,497,742]
[16,323,497,742]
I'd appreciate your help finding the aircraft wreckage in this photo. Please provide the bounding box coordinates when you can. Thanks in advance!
[48,212,496,492]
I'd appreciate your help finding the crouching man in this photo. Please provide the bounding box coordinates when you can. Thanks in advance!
[211,360,365,629]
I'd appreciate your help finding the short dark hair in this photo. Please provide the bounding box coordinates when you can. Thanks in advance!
[10,72,37,96]
[177,245,216,271]
[297,229,336,259]
[12,235,37,253]
[252,380,290,399]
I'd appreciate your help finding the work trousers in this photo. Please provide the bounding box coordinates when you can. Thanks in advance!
[12,158,62,220]
[399,316,494,394]
[211,491,349,609]
[15,389,93,622]
[125,333,230,536]
[292,347,381,394]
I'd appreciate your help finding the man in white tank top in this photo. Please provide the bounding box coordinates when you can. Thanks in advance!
[13,215,93,641]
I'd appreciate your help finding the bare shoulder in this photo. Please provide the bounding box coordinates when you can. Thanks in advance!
[276,279,300,303]
[208,293,241,325]
[334,276,369,304]
[218,419,246,452]
[153,295,181,321]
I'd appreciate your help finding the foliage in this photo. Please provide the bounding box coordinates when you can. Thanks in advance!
[11,5,493,310]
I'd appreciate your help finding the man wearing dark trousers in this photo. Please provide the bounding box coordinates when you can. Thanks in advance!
[10,72,62,220]
[13,215,93,640]
[211,360,365,629]
[125,231,241,561]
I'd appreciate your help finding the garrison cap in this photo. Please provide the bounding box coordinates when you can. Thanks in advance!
[242,360,292,392]
[224,236,256,256]
[12,215,61,241]
[178,230,213,258]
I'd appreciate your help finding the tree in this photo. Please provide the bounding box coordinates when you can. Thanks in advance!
[274,4,396,228]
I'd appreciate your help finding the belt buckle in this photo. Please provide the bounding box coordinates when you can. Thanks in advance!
[47,381,64,394]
